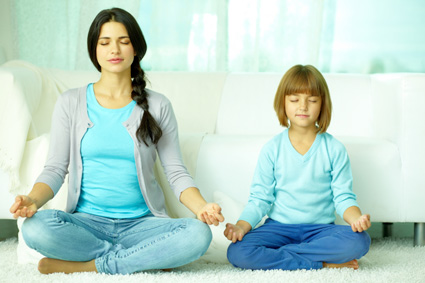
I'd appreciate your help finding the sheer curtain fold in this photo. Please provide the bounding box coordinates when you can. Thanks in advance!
[11,0,425,73]
[13,0,140,71]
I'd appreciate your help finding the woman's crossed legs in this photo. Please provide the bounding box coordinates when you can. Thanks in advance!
[22,210,212,274]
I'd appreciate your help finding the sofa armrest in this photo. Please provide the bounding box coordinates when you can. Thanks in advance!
[399,75,425,221]
[0,61,43,193]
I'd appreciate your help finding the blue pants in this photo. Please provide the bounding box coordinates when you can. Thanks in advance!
[22,210,212,274]
[227,218,371,270]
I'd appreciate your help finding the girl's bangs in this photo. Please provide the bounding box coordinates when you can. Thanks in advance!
[285,72,321,97]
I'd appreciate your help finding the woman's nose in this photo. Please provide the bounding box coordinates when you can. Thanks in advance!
[111,42,120,54]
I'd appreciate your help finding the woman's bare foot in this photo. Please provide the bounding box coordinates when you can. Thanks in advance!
[323,259,359,270]
[38,257,97,274]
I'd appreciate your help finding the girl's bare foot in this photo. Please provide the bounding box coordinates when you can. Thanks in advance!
[323,259,359,270]
[38,257,97,274]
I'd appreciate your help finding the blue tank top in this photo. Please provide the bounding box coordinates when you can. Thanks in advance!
[76,84,150,218]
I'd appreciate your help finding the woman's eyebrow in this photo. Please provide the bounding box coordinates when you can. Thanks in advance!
[99,36,130,39]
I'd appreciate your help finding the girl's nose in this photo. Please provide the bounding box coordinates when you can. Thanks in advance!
[299,100,307,110]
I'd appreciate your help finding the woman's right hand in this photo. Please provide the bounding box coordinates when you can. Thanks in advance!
[10,195,38,219]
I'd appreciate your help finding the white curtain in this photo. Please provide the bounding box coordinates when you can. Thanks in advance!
[14,0,139,71]
[11,0,425,73]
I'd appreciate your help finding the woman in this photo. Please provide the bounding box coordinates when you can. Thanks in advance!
[10,7,223,275]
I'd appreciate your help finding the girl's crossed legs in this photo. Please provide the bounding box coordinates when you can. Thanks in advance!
[22,209,212,274]
[227,218,370,270]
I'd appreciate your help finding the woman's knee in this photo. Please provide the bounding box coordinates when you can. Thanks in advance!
[184,218,212,255]
[21,210,57,249]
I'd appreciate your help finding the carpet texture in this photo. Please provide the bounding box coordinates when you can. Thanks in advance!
[0,237,424,283]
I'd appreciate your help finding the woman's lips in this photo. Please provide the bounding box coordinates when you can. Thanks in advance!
[108,58,123,63]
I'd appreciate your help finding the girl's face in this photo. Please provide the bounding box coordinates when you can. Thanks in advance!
[285,93,322,131]
[96,21,135,75]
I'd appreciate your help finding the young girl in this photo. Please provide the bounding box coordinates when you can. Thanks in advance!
[224,64,371,270]
[10,8,223,275]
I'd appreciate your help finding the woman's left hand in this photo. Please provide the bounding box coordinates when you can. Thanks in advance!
[197,203,224,226]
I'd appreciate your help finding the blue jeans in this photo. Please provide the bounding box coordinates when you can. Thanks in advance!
[22,210,212,274]
[227,218,371,270]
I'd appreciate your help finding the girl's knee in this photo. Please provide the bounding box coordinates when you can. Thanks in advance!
[355,231,371,256]
[342,230,371,259]
[227,241,253,268]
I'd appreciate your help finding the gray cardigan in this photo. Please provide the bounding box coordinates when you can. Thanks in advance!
[36,85,196,217]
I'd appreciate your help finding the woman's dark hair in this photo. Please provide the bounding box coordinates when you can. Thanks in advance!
[87,7,162,146]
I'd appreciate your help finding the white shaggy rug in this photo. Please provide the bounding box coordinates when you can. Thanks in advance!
[0,237,424,283]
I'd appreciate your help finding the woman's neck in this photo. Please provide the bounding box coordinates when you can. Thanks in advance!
[95,70,133,99]
[93,71,134,109]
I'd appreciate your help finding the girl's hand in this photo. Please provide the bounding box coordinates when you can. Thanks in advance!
[224,223,247,243]
[351,214,371,232]
[197,203,224,226]
[10,195,38,219]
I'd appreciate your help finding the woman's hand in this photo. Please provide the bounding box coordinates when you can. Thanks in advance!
[196,203,224,226]
[224,221,250,243]
[10,195,38,219]
[351,214,371,232]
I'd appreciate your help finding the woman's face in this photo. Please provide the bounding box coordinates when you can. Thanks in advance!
[96,21,135,75]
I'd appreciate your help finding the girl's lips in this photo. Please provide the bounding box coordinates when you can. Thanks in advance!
[108,58,123,63]
[296,114,309,118]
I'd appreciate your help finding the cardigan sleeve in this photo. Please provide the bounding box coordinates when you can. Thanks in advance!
[35,93,71,195]
[155,98,197,200]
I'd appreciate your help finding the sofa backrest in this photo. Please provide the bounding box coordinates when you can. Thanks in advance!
[215,73,378,138]
[215,73,283,135]
[146,72,228,134]
[325,74,375,138]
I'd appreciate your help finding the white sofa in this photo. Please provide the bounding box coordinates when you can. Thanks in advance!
[1,60,425,263]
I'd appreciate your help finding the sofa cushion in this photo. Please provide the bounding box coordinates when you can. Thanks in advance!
[339,137,402,222]
[196,134,401,223]
[195,135,272,204]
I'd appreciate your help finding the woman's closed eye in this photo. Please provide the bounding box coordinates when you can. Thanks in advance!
[98,41,130,46]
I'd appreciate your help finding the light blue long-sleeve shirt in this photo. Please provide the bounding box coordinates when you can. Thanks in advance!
[239,129,359,229]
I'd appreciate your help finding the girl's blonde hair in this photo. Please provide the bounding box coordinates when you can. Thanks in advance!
[273,64,332,133]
